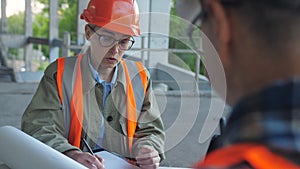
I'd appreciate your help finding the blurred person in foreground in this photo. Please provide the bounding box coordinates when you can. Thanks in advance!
[22,0,165,168]
[177,0,300,168]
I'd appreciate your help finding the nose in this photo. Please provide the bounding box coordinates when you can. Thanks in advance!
[109,43,120,55]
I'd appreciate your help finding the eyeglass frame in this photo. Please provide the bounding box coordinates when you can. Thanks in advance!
[192,0,300,29]
[186,0,206,51]
[187,0,242,50]
[87,25,135,51]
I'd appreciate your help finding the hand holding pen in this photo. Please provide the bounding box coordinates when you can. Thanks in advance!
[81,137,105,169]
[63,138,104,169]
[82,137,95,155]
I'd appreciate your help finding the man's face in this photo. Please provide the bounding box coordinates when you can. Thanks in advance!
[87,26,133,70]
[198,0,245,105]
[181,0,230,103]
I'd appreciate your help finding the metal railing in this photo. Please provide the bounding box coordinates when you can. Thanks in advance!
[68,33,203,90]
[0,31,205,90]
[62,32,204,92]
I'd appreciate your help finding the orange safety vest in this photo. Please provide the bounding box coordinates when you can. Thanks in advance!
[195,143,300,169]
[56,54,148,152]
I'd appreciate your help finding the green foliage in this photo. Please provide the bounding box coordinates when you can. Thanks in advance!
[58,1,77,41]
[169,0,196,72]
[35,0,78,40]
[169,36,197,72]
[169,0,206,75]
[7,12,25,34]
[32,10,50,58]
[6,12,25,59]
[170,0,177,16]
[37,60,50,71]
[33,13,49,38]
[5,0,78,60]
[32,0,78,58]
[5,0,204,74]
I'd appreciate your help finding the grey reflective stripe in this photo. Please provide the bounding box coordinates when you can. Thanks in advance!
[60,57,77,138]
[124,60,146,117]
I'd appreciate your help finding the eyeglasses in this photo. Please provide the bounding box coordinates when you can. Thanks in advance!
[188,0,300,50]
[88,25,135,50]
[188,0,239,50]
[194,0,300,28]
[187,0,206,51]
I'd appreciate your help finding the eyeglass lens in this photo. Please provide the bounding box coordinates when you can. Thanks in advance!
[88,25,134,50]
[99,35,134,50]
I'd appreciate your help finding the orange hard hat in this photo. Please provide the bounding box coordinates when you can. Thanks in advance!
[80,0,140,36]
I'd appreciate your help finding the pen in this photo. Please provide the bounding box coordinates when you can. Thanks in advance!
[81,137,95,155]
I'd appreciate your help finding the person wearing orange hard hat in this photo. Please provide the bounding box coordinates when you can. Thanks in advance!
[22,0,165,168]
[176,0,300,168]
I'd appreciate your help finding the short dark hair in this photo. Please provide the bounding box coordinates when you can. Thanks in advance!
[224,0,300,49]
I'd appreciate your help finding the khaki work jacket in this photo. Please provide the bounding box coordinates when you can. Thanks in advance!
[22,49,165,159]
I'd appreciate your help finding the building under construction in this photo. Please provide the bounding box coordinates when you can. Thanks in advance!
[0,0,228,168]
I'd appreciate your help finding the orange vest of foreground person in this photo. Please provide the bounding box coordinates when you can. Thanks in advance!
[56,54,148,153]
[195,143,300,169]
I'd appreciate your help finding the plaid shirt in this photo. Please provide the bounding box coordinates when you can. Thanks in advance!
[206,79,300,168]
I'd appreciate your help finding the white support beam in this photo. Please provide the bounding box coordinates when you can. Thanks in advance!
[1,0,7,33]
[0,0,8,67]
[126,0,171,68]
[25,0,33,71]
[77,0,89,46]
[62,31,71,57]
[49,0,59,62]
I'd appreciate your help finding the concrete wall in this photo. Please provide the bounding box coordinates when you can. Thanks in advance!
[127,0,172,67]
[154,62,208,91]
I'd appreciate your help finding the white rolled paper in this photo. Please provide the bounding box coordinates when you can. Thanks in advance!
[0,126,87,169]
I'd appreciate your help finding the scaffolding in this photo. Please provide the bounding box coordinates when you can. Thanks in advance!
[0,0,206,94]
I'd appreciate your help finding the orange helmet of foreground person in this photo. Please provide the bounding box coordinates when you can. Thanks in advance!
[80,0,140,36]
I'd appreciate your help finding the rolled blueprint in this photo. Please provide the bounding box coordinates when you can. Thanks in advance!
[0,126,87,169]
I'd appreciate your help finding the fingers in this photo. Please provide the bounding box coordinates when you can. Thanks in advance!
[64,150,104,169]
[84,153,104,169]
[95,154,104,163]
[137,156,160,169]
[136,146,160,169]
[138,163,160,169]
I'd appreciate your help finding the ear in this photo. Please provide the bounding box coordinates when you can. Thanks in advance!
[85,24,92,40]
[208,0,232,65]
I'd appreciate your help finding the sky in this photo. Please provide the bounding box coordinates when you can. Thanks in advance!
[2,0,25,16]
[1,0,44,17]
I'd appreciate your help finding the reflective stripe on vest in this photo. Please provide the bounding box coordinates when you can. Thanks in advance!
[56,55,148,151]
[120,59,146,153]
[57,55,84,148]
[195,143,300,169]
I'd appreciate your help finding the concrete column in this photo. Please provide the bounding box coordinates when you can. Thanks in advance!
[49,0,59,62]
[62,31,71,57]
[1,0,7,33]
[127,0,171,67]
[147,0,171,67]
[25,0,33,71]
[77,0,89,46]
[0,0,8,67]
